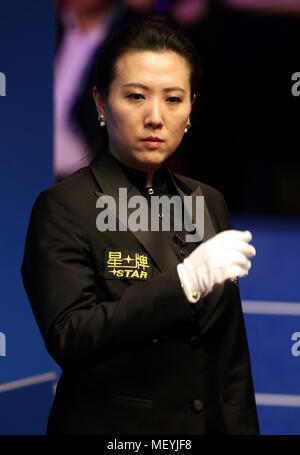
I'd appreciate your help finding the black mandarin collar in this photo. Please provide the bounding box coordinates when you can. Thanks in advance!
[110,155,176,195]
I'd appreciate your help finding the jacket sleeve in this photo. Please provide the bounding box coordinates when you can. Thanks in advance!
[21,190,192,370]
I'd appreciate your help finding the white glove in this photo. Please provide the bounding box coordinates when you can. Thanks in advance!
[177,230,256,303]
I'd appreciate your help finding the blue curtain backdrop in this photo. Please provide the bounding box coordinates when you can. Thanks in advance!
[0,0,56,435]
[0,0,299,436]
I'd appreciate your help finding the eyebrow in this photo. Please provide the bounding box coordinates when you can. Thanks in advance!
[123,82,186,93]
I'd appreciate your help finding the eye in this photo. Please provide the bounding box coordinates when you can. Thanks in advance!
[127,93,144,100]
[167,97,182,103]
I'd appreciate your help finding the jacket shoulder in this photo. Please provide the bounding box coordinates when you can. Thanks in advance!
[32,166,97,223]
[41,166,97,199]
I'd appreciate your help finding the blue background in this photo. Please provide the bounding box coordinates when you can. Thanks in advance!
[0,0,55,435]
[233,215,300,435]
[0,0,299,435]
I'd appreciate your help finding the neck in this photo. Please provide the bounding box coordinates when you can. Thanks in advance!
[145,171,155,188]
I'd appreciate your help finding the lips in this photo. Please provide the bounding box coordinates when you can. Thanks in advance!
[141,137,164,149]
[142,137,163,142]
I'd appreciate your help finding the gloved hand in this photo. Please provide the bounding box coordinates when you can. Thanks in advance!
[177,230,256,303]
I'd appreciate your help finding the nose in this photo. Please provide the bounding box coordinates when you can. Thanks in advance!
[144,100,163,129]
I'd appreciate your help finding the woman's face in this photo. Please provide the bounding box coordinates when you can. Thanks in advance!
[94,50,196,172]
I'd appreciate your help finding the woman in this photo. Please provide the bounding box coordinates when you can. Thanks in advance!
[22,17,259,435]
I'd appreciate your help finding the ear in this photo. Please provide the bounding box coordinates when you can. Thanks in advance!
[93,86,106,115]
[191,93,196,106]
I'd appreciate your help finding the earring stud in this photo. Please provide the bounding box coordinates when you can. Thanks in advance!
[184,121,191,134]
[98,114,106,127]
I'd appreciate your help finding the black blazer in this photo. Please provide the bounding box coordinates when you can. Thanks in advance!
[21,151,259,435]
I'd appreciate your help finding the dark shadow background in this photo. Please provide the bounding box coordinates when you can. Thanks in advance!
[167,1,300,216]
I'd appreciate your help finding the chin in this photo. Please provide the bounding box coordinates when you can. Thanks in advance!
[138,150,168,167]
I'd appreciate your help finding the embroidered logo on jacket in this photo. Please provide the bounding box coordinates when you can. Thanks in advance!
[104,249,152,280]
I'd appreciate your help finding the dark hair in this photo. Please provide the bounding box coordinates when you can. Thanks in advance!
[95,15,202,101]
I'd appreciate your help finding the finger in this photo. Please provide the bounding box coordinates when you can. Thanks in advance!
[227,264,249,280]
[230,240,256,258]
[239,230,252,242]
[218,229,253,243]
[229,250,252,269]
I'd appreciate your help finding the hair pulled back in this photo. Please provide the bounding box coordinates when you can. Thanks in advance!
[95,15,202,101]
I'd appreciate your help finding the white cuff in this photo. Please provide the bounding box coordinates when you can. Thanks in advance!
[177,263,200,303]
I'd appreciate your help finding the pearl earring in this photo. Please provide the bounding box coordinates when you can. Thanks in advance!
[184,121,191,134]
[98,114,106,127]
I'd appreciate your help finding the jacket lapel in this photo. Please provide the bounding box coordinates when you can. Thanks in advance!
[169,171,227,322]
[169,171,217,243]
[90,152,179,272]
